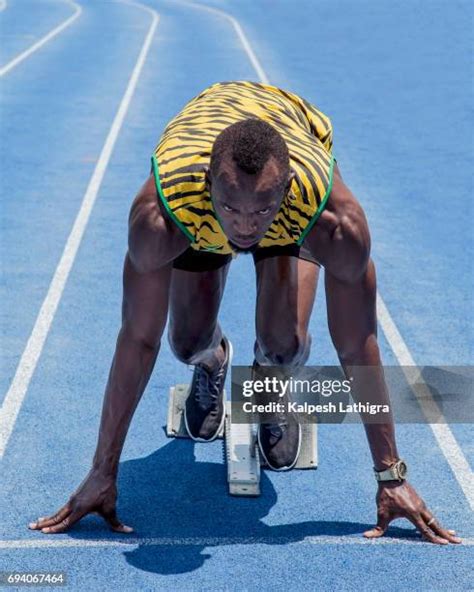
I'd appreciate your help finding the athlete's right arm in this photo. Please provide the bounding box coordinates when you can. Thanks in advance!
[28,182,189,534]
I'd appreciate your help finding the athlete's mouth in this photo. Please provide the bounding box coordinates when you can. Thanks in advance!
[228,237,260,254]
[232,236,258,248]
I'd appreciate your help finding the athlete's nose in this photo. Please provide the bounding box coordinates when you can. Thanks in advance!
[234,215,257,236]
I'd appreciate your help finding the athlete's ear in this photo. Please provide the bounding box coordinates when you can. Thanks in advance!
[204,165,212,191]
[284,168,296,193]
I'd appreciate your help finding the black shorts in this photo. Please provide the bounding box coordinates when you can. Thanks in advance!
[172,243,320,272]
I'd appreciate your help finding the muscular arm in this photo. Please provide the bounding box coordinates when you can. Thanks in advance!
[93,178,189,475]
[29,178,189,534]
[128,175,189,272]
[305,165,370,283]
[92,253,172,477]
[304,166,460,544]
[306,171,398,470]
[324,260,399,472]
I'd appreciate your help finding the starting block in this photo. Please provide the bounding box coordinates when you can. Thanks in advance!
[167,384,318,496]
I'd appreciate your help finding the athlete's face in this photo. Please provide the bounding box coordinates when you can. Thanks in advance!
[206,156,294,253]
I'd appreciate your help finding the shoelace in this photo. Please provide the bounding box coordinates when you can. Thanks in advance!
[194,364,225,409]
[252,362,292,438]
[264,416,289,439]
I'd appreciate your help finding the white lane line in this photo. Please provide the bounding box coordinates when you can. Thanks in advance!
[1,535,472,549]
[0,0,159,458]
[178,1,474,511]
[0,0,82,77]
[377,295,474,511]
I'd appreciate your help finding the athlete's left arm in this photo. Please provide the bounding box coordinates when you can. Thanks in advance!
[304,166,461,545]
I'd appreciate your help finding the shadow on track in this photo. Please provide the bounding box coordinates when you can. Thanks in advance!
[65,437,418,575]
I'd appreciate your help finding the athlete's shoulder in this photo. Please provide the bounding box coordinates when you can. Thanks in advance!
[128,175,189,273]
[305,164,369,248]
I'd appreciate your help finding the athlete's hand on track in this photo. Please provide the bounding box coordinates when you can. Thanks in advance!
[363,480,461,544]
[28,469,133,535]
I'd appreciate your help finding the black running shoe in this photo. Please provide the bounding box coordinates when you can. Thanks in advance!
[184,337,233,442]
[253,361,302,471]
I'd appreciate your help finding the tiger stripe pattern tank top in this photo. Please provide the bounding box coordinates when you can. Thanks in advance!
[152,81,335,255]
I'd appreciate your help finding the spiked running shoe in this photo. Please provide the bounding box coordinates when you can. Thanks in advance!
[253,361,302,471]
[184,336,233,442]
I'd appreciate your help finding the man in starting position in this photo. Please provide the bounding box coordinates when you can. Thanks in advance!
[29,81,460,544]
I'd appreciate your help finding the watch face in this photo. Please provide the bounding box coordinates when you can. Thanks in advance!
[398,461,407,478]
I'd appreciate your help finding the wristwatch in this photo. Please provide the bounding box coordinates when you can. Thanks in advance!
[374,459,408,482]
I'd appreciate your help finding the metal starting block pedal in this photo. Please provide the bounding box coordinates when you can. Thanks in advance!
[166,384,225,439]
[225,400,261,496]
[167,384,318,496]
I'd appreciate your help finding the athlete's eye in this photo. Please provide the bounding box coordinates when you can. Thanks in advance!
[258,207,271,215]
[223,204,235,213]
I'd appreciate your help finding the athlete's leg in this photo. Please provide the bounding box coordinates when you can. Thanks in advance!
[167,258,231,371]
[254,253,319,367]
[167,252,232,441]
[253,251,319,470]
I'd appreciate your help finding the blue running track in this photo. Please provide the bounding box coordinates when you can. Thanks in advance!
[1,1,473,590]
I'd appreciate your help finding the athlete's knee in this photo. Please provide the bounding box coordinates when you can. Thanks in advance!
[256,331,311,367]
[333,333,379,366]
[168,326,218,364]
[122,325,162,354]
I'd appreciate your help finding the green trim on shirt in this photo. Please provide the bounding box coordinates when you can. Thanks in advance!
[151,154,195,243]
[296,154,335,246]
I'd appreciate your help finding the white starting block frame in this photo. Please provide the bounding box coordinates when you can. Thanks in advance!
[167,384,318,496]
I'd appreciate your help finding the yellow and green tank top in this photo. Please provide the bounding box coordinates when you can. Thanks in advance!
[151,81,335,255]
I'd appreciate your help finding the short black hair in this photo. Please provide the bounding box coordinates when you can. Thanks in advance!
[210,118,289,184]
